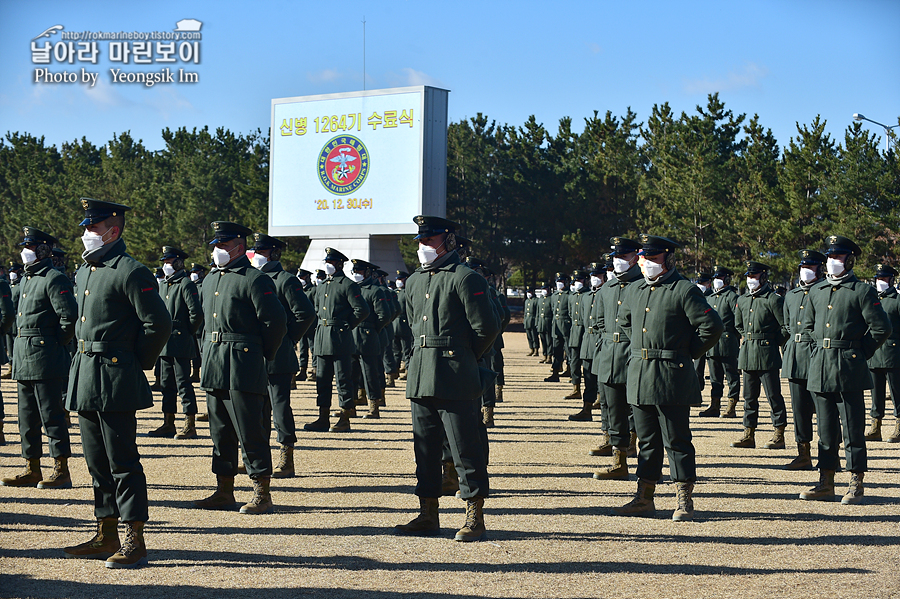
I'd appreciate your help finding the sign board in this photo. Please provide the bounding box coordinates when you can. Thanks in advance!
[268,86,448,238]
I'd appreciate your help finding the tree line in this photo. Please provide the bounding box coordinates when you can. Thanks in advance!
[1,93,897,286]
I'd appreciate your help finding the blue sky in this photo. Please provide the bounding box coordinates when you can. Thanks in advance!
[1,0,898,154]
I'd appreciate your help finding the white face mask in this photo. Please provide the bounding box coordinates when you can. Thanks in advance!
[324,262,337,276]
[9,272,17,282]
[417,241,445,266]
[20,248,37,265]
[696,283,709,293]
[351,272,365,283]
[526,292,533,298]
[876,280,891,293]
[396,279,405,289]
[712,278,725,291]
[799,267,817,283]
[81,227,113,252]
[250,254,268,269]
[190,272,200,282]
[162,263,176,277]
[212,246,235,267]
[746,277,760,292]
[640,258,665,280]
[556,281,565,291]
[590,275,603,288]
[540,289,548,297]
[613,257,631,274]
[826,257,845,277]
[573,281,584,291]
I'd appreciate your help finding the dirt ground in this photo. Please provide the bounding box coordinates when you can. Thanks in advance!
[1,332,898,599]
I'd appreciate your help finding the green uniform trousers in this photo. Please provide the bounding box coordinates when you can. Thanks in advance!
[813,390,867,473]
[266,372,296,446]
[412,397,488,500]
[602,382,634,448]
[788,379,816,444]
[315,354,355,410]
[159,356,197,415]
[708,355,740,400]
[208,389,272,478]
[870,369,900,419]
[632,404,696,483]
[79,410,147,522]
[17,378,69,459]
[354,353,384,401]
[742,369,787,429]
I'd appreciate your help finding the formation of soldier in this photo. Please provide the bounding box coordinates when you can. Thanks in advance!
[0,201,895,566]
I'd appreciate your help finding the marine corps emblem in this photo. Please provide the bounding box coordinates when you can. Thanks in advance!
[318,135,369,196]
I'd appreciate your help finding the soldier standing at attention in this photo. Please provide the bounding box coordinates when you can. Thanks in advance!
[545,272,571,382]
[395,216,499,541]
[781,251,827,469]
[295,269,318,382]
[800,236,891,504]
[524,288,539,356]
[568,263,603,422]
[592,237,643,481]
[699,266,741,418]
[564,270,589,401]
[537,283,554,363]
[0,267,13,444]
[693,271,713,392]
[188,263,206,384]
[349,259,391,419]
[3,262,23,381]
[614,235,722,521]
[192,222,286,515]
[250,234,315,477]
[731,262,789,450]
[62,199,172,568]
[304,248,369,433]
[865,263,900,443]
[148,246,203,440]
[392,271,414,379]
[0,227,76,489]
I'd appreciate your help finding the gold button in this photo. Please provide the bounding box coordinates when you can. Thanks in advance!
[27,276,31,280]
[84,290,89,295]
[798,321,801,325]
[18,312,21,316]
[828,305,833,309]
[325,294,328,297]
[81,316,85,322]
[852,354,857,358]
[213,313,217,318]
[826,323,831,328]
[321,306,325,310]
[748,322,752,326]
[800,305,804,309]
[243,347,248,352]
[166,295,169,299]
[426,293,430,299]
[91,266,96,271]
[448,351,454,356]
[215,291,219,296]
[642,328,646,332]
[617,301,622,305]
[713,304,717,308]
[645,307,650,312]
[111,357,118,363]
[40,340,44,345]
[615,318,619,322]
[22,294,25,298]
[749,309,753,312]
[423,316,428,321]
[220,272,225,276]
[679,363,683,368]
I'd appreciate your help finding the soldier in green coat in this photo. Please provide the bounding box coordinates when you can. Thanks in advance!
[392,270,414,378]
[564,270,590,400]
[63,199,172,568]
[349,259,392,418]
[699,266,741,418]
[250,234,315,477]
[569,263,604,422]
[188,263,206,384]
[0,227,76,489]
[864,264,900,443]
[396,216,500,542]
[148,246,203,440]
[524,289,539,356]
[732,261,789,450]
[693,271,713,392]
[592,237,643,480]
[536,284,554,362]
[0,268,14,445]
[545,273,571,381]
[781,250,827,469]
[800,235,891,504]
[305,248,370,433]
[614,235,723,521]
[296,268,318,381]
[192,222,287,515]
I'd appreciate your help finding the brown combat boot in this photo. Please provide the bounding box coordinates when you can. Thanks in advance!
[482,406,495,428]
[105,521,147,569]
[841,472,865,505]
[720,398,738,418]
[785,442,813,470]
[0,458,42,487]
[564,383,582,400]
[441,461,459,496]
[800,469,836,501]
[148,413,176,438]
[698,396,721,417]
[304,406,330,431]
[589,432,613,456]
[568,401,593,422]
[395,497,440,536]
[455,497,486,542]
[543,368,561,383]
[329,408,352,432]
[626,430,638,457]
[64,517,120,559]
[333,406,357,418]
[355,387,367,406]
[193,475,237,510]
[386,373,397,388]
[272,444,295,478]
[174,414,198,440]
[887,420,900,443]
[495,385,504,403]
[865,418,882,441]
[364,398,381,419]
[37,456,72,489]
[308,368,317,382]
[731,427,756,448]
[764,426,786,449]
[672,482,695,521]
[613,478,656,517]
[593,447,628,480]
[240,476,273,514]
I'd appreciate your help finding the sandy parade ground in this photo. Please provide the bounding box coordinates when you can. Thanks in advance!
[1,332,899,599]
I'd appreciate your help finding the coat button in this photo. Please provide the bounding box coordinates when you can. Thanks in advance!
[852,354,857,358]
[679,363,683,367]
[22,294,25,298]
[91,266,96,271]
[112,357,117,363]
[826,323,831,327]
[423,316,428,321]
[645,307,650,312]
[828,305,833,309]
[84,290,89,295]
[40,340,44,345]
[449,351,454,356]
[244,348,249,352]
[166,295,169,299]
[18,312,22,316]
[81,316,85,322]
[425,293,430,299]
[642,328,646,332]
[213,313,217,318]
[215,291,219,296]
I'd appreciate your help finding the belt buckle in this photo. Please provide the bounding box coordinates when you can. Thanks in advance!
[795,333,802,343]
[641,348,648,360]
[210,331,221,343]
[79,339,86,353]
[823,337,831,349]
[420,335,427,347]
[613,332,620,343]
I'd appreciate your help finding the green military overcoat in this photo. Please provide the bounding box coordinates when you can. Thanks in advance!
[567,287,589,349]
[313,271,369,356]
[536,294,553,334]
[353,277,392,356]
[158,269,203,359]
[523,295,537,330]
[868,286,900,369]
[592,265,643,385]
[705,285,740,359]
[781,280,826,379]
[260,261,315,374]
[734,283,787,371]
[579,290,598,361]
